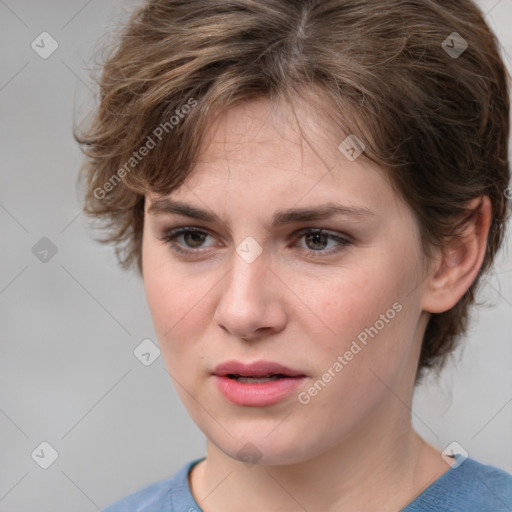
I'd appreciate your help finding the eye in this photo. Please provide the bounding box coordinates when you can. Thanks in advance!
[159,227,217,254]
[293,228,352,257]
[159,226,352,259]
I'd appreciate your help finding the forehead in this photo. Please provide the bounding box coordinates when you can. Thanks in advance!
[145,96,406,226]
[195,95,340,171]
[180,98,392,206]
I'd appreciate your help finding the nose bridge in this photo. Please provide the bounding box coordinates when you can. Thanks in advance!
[214,245,283,338]
[223,249,268,309]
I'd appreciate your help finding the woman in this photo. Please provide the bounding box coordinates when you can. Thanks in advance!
[76,0,512,510]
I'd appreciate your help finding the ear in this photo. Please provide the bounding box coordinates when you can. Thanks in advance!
[421,196,492,314]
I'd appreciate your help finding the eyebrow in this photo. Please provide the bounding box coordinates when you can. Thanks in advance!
[147,198,376,230]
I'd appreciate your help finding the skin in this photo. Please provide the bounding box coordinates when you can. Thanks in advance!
[141,96,491,511]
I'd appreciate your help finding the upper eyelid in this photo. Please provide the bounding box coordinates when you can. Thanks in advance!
[160,226,351,247]
[160,225,348,237]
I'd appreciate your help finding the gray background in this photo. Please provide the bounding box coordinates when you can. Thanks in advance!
[0,1,511,510]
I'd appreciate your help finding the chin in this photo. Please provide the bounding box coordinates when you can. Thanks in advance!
[208,428,317,467]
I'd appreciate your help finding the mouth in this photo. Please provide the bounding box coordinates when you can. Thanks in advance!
[214,360,306,380]
[212,360,307,406]
[225,373,300,383]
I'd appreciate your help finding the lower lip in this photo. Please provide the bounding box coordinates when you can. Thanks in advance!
[213,375,306,406]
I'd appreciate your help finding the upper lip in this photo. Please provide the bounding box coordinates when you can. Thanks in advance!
[213,360,306,378]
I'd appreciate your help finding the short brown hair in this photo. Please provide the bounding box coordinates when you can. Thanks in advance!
[75,0,511,380]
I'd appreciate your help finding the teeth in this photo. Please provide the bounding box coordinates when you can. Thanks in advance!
[233,375,283,383]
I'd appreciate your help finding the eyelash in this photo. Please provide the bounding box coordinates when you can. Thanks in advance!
[158,226,352,259]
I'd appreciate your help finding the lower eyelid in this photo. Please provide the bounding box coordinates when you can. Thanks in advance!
[160,229,214,249]
[160,228,351,254]
[293,229,351,246]
[293,237,351,256]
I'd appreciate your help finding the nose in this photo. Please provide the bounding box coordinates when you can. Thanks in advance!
[213,248,287,342]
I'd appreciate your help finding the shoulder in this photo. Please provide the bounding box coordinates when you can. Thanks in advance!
[405,457,512,512]
[102,458,204,512]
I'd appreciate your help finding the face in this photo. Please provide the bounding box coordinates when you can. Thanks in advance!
[142,96,430,466]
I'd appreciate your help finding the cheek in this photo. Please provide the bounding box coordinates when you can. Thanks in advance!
[142,244,217,375]
[302,273,416,430]
[307,264,395,335]
[143,246,192,343]
[145,272,204,337]
[305,252,420,371]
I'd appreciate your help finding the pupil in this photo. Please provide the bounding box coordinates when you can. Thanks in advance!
[185,231,205,247]
[306,232,327,250]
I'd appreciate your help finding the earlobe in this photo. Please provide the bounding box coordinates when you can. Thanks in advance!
[421,196,492,314]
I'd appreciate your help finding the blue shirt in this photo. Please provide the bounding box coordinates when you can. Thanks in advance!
[103,456,512,511]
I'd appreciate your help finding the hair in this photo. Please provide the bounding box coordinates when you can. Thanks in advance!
[75,0,510,382]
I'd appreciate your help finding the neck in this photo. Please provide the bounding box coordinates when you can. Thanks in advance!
[189,404,448,512]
